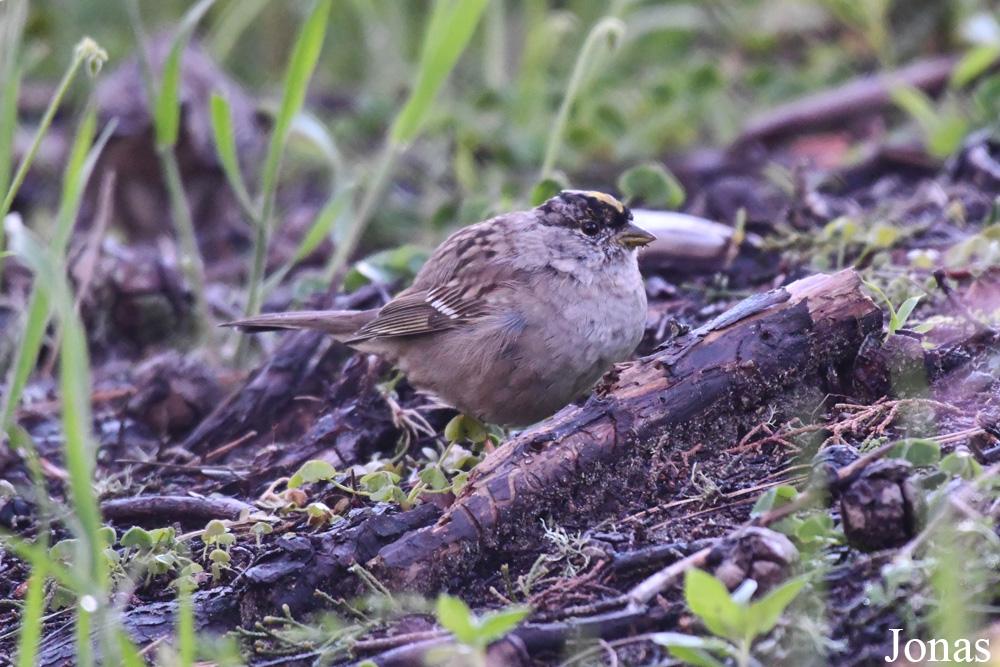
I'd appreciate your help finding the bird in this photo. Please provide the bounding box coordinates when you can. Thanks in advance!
[225,190,655,427]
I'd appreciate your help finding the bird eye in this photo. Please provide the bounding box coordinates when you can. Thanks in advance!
[580,220,600,236]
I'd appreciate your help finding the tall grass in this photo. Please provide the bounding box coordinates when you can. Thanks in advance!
[0,26,148,663]
[0,38,107,274]
[0,0,27,201]
[0,46,111,438]
[538,15,625,186]
[7,216,147,665]
[320,0,489,284]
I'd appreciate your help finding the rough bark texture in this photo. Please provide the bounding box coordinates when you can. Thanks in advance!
[370,269,882,593]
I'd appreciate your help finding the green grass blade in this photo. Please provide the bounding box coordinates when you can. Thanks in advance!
[116,630,147,667]
[289,109,346,185]
[262,184,353,296]
[259,0,332,224]
[241,0,331,330]
[154,42,184,148]
[209,92,256,217]
[894,295,922,330]
[0,0,27,197]
[208,0,269,62]
[154,0,219,148]
[7,222,106,579]
[15,563,45,667]
[53,109,98,242]
[0,38,105,219]
[322,0,487,286]
[76,606,94,667]
[389,0,489,144]
[1,532,82,591]
[0,115,115,436]
[0,37,106,237]
[540,16,625,179]
[177,584,195,666]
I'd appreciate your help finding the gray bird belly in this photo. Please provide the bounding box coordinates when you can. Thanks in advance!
[395,283,645,427]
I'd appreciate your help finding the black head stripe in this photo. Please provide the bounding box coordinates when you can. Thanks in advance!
[538,190,632,231]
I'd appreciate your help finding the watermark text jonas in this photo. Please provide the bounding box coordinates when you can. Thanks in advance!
[886,629,990,663]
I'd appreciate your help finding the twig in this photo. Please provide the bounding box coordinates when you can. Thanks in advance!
[624,546,713,611]
[100,495,254,521]
[204,430,258,461]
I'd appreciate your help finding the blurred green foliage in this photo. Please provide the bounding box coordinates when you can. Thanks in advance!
[11,0,997,255]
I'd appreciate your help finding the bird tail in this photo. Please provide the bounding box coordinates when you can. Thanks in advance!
[222,309,378,342]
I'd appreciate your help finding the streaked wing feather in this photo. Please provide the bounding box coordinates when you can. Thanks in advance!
[347,275,511,343]
[348,223,526,343]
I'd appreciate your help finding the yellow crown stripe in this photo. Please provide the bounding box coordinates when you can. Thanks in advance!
[563,189,624,213]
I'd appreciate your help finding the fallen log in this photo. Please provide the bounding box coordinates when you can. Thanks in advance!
[371,269,882,592]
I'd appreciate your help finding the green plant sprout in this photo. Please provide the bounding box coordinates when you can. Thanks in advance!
[654,568,806,667]
[863,281,923,341]
[431,594,529,667]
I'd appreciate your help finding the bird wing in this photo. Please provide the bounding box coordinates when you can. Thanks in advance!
[347,218,533,343]
[346,263,523,343]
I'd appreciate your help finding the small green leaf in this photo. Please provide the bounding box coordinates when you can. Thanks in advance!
[617,162,685,208]
[750,485,798,518]
[952,44,1000,88]
[290,460,337,488]
[665,646,728,667]
[345,244,431,291]
[684,568,745,644]
[794,513,839,544]
[940,451,982,480]
[209,548,231,564]
[49,539,78,561]
[97,526,117,548]
[530,176,567,206]
[444,415,489,443]
[209,92,254,215]
[155,553,177,567]
[653,633,730,667]
[451,471,469,494]
[252,522,274,536]
[371,485,407,504]
[436,594,478,645]
[475,606,530,644]
[419,466,450,490]
[360,470,401,492]
[868,224,900,249]
[746,575,807,637]
[893,296,922,330]
[181,562,204,576]
[889,438,941,466]
[202,520,228,540]
[149,527,176,544]
[120,527,153,549]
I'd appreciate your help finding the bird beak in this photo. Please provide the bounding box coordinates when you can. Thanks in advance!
[616,222,657,248]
